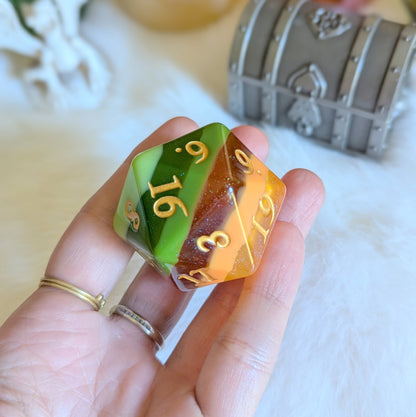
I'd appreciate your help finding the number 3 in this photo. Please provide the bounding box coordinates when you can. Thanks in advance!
[197,231,231,253]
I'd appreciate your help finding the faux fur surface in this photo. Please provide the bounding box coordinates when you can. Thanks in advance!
[1,1,415,416]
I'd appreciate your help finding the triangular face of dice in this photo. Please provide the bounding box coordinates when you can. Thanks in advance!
[113,145,162,268]
[172,132,286,290]
[143,124,230,272]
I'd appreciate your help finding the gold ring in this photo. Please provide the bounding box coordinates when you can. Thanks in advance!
[39,277,106,311]
[111,304,164,350]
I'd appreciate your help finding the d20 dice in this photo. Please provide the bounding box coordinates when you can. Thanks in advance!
[113,123,286,291]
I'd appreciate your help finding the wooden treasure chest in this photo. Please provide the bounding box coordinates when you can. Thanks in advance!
[228,0,416,157]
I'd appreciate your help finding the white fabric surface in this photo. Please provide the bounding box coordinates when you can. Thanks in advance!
[1,1,415,416]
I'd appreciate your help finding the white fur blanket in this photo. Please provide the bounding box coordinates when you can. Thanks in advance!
[1,1,415,416]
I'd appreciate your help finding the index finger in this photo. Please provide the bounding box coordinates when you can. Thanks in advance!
[43,117,199,308]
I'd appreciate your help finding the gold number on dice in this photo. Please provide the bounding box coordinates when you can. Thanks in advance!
[125,200,140,231]
[148,175,183,198]
[252,194,275,242]
[153,196,188,218]
[178,268,216,287]
[197,231,231,253]
[235,149,254,175]
[148,175,188,218]
[185,141,209,165]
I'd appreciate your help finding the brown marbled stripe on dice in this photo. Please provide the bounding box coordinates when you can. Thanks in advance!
[173,133,251,289]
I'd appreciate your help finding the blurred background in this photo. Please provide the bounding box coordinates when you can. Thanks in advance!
[1,1,415,416]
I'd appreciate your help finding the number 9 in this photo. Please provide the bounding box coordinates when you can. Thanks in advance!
[235,149,254,175]
[185,141,209,164]
[259,194,275,220]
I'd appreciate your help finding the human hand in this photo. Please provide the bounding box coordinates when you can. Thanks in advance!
[0,117,325,417]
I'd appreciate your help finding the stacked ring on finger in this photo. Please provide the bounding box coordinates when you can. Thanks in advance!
[111,304,164,350]
[39,277,106,311]
[39,278,164,349]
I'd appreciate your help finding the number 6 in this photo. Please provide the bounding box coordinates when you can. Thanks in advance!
[153,196,188,218]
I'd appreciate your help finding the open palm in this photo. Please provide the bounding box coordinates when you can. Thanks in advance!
[0,118,325,417]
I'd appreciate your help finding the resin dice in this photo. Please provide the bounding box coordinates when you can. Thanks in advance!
[114,123,286,290]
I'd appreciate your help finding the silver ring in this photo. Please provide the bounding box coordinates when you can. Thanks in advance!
[111,304,164,349]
